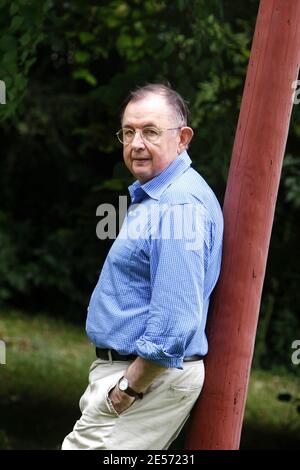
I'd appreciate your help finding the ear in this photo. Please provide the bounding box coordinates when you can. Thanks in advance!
[177,127,194,153]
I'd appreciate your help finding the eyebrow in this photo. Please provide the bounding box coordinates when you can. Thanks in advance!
[122,122,158,129]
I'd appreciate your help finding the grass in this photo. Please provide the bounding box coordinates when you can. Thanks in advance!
[0,309,94,450]
[241,368,300,449]
[0,309,299,450]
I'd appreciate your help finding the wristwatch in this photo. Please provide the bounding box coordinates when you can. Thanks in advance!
[118,376,144,399]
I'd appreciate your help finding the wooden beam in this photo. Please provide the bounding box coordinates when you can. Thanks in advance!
[186,0,300,450]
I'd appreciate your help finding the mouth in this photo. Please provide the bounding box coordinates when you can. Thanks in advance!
[132,158,151,162]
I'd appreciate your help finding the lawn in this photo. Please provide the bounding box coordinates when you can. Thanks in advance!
[0,309,299,450]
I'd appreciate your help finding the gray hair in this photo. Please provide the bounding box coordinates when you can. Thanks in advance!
[121,83,190,126]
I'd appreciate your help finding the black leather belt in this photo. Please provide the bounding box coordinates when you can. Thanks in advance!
[96,348,205,362]
[96,348,136,361]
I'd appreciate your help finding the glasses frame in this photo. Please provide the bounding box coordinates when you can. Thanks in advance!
[116,126,182,145]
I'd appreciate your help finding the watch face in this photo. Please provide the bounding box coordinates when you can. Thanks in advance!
[119,377,129,391]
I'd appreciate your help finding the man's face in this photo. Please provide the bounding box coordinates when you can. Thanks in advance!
[121,94,182,184]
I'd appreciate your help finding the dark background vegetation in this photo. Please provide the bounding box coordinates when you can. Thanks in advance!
[0,0,299,450]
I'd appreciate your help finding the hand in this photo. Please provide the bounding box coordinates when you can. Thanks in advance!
[108,385,136,415]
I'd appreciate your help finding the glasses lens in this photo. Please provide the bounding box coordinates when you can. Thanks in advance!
[117,128,133,144]
[142,127,160,143]
[122,128,136,144]
[117,127,161,144]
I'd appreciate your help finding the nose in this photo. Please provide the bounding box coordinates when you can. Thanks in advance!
[131,130,145,148]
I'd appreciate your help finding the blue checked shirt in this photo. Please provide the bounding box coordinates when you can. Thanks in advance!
[86,150,223,368]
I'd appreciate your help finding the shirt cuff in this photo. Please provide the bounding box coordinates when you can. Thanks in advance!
[136,336,184,369]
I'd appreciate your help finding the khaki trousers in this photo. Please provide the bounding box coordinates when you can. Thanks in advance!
[62,357,204,450]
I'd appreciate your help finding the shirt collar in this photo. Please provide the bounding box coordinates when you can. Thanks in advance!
[128,150,191,203]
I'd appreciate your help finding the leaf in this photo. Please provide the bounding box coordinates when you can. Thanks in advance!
[79,32,94,44]
[24,57,36,74]
[14,75,27,91]
[2,50,17,66]
[20,49,29,63]
[20,32,31,47]
[11,15,23,31]
[72,69,97,86]
[74,50,91,64]
[2,51,17,73]
[10,2,19,15]
[0,34,17,51]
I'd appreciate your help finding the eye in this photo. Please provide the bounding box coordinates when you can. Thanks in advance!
[143,127,159,138]
[123,128,135,138]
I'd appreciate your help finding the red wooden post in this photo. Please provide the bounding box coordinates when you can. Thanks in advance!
[186,0,300,450]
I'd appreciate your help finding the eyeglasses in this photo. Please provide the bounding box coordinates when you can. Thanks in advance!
[116,126,182,145]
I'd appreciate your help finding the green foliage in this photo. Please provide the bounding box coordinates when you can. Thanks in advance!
[0,0,51,120]
[283,154,300,208]
[0,429,11,450]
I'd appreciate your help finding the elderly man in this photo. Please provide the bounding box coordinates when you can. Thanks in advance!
[62,83,223,450]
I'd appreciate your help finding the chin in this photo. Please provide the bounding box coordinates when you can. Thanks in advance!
[137,175,151,184]
[132,170,148,181]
